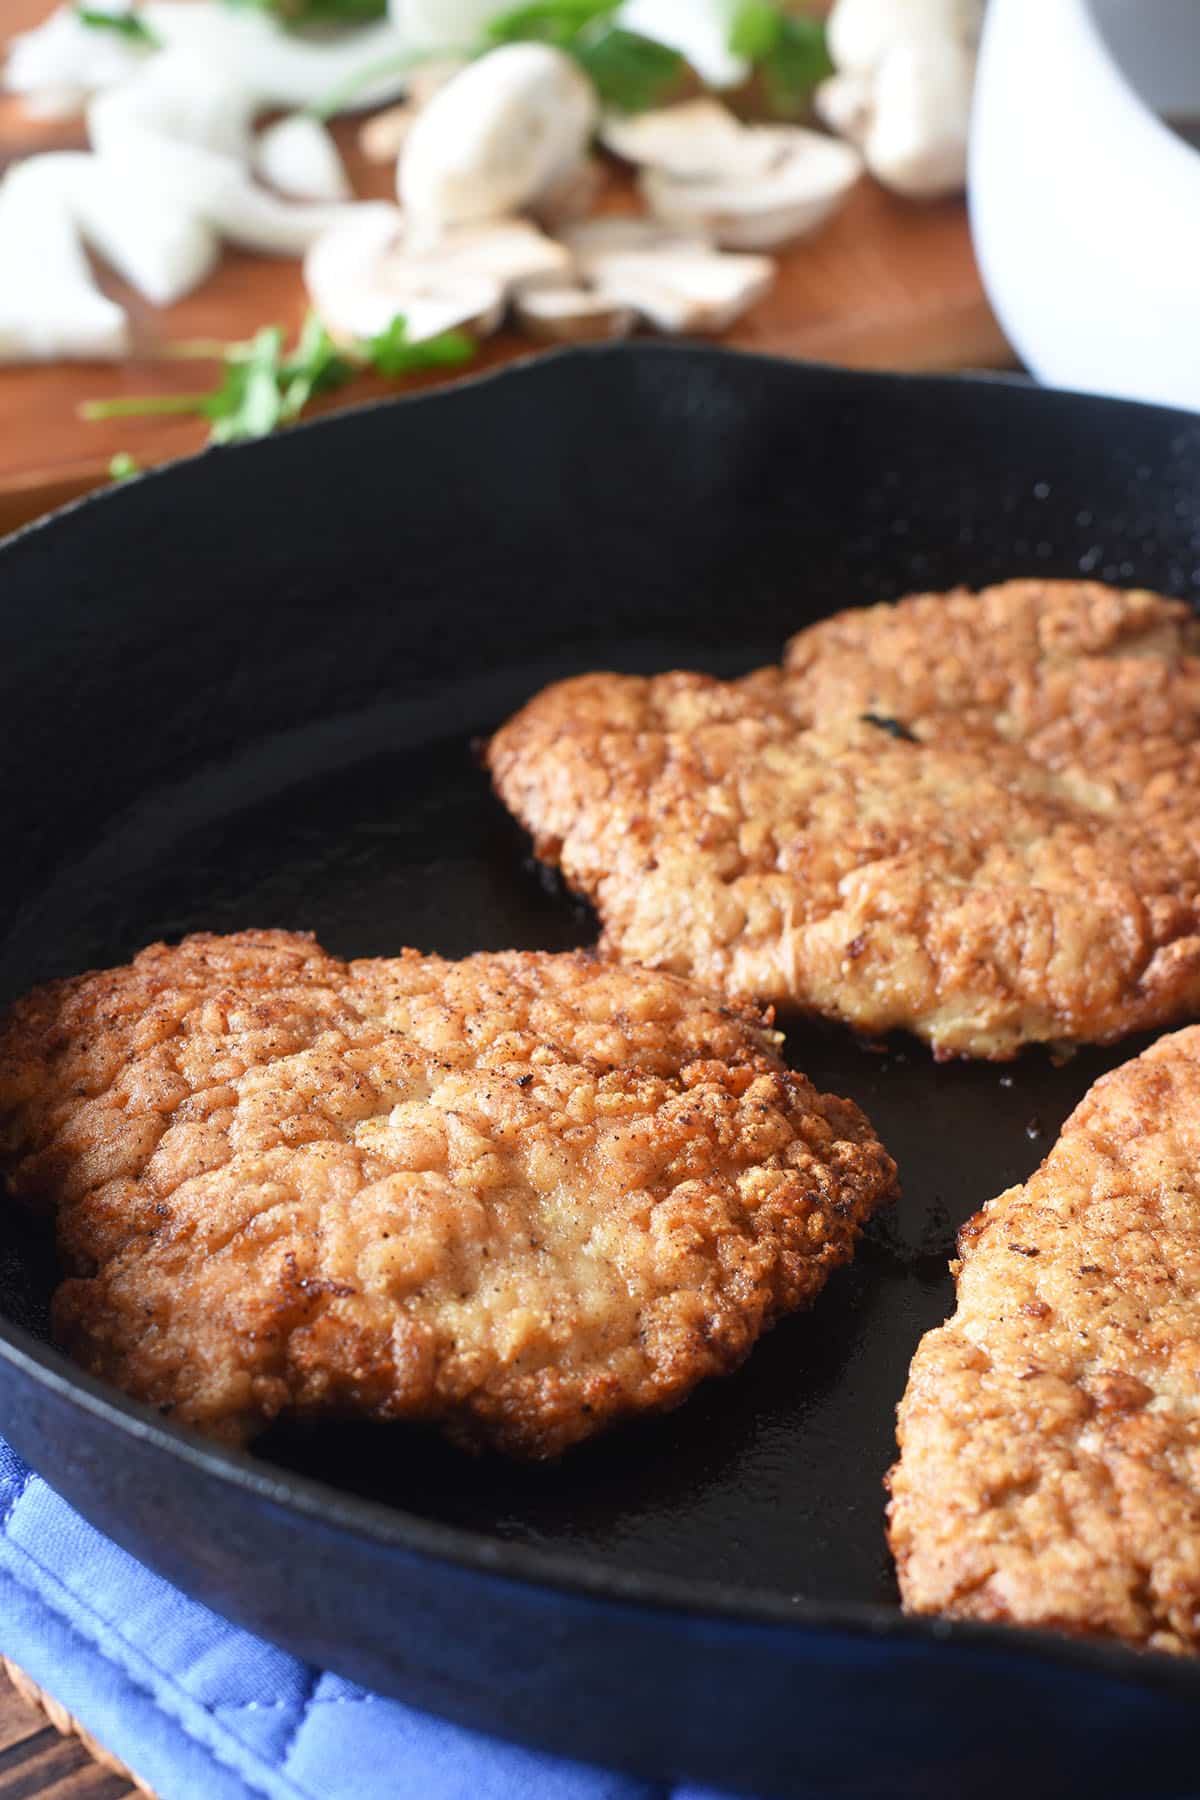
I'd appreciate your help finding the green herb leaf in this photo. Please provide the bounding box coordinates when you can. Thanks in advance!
[80,393,213,420]
[729,0,783,61]
[76,5,161,48]
[277,312,356,420]
[483,0,619,49]
[732,5,832,116]
[108,451,141,481]
[484,2,682,111]
[574,22,683,111]
[222,0,387,26]
[81,313,478,447]
[365,316,478,376]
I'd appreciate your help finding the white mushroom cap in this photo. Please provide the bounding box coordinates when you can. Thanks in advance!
[863,39,974,198]
[562,218,773,335]
[601,99,753,176]
[640,127,863,250]
[399,44,598,229]
[424,217,574,291]
[514,285,636,344]
[305,204,502,342]
[254,114,351,204]
[305,203,573,343]
[827,0,983,75]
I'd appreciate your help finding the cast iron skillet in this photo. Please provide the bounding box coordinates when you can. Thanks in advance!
[2,346,1200,1798]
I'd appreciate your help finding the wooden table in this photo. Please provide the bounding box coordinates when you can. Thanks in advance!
[1,1662,140,1799]
[0,2,1012,536]
[0,6,1011,1790]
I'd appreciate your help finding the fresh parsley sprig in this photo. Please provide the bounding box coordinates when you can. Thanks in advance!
[75,5,162,48]
[485,1,684,112]
[80,313,476,446]
[222,0,388,24]
[730,1,833,115]
[485,1,830,114]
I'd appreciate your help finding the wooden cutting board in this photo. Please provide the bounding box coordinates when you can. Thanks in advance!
[0,4,1013,535]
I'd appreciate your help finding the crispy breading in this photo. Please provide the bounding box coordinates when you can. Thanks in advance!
[888,1026,1200,1653]
[0,931,895,1456]
[488,580,1200,1060]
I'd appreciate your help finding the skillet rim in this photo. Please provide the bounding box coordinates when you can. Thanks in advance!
[3,341,1200,1702]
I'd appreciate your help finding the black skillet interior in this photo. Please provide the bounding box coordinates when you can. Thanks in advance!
[3,345,1200,1792]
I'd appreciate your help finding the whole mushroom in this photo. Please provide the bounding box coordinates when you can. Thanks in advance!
[827,0,982,73]
[817,0,983,198]
[399,44,598,231]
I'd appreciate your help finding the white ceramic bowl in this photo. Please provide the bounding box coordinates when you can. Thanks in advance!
[970,0,1200,409]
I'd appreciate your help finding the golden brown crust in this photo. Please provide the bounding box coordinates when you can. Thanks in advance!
[0,930,895,1457]
[487,580,1200,1060]
[888,1025,1200,1654]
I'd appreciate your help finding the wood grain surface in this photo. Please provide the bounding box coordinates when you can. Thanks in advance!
[0,2,1013,536]
[0,1665,142,1800]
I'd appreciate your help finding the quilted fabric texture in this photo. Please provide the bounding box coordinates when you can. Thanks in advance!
[0,1441,744,1800]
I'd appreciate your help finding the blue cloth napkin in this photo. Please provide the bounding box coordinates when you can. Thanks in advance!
[0,1439,745,1800]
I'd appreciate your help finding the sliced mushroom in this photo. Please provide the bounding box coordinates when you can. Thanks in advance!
[407,217,574,290]
[305,204,501,342]
[513,285,636,344]
[562,219,773,335]
[0,161,129,362]
[399,44,598,228]
[304,203,572,343]
[600,99,753,176]
[640,127,863,250]
[254,114,351,204]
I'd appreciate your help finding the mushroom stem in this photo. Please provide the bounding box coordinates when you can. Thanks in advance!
[820,0,982,197]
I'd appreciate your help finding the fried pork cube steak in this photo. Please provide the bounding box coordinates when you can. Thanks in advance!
[0,932,895,1456]
[488,580,1200,1060]
[889,1026,1200,1654]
